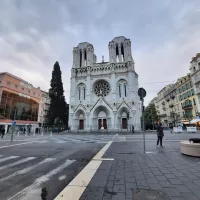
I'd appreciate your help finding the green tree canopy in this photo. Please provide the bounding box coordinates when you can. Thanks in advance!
[144,103,158,130]
[46,61,68,126]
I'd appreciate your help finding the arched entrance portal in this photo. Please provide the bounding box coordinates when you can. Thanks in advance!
[98,111,107,129]
[121,112,127,129]
[92,105,111,130]
[79,114,84,130]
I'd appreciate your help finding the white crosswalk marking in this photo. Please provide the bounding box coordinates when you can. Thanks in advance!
[0,158,56,183]
[8,159,76,200]
[0,156,19,163]
[0,157,36,170]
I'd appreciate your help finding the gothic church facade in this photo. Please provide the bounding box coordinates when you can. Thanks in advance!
[69,36,141,131]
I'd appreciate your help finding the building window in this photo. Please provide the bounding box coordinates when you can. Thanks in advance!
[79,88,81,100]
[193,98,196,105]
[28,90,30,93]
[0,81,1,86]
[124,84,127,97]
[15,85,18,89]
[83,88,85,100]
[33,92,35,95]
[119,85,121,97]
[7,82,11,86]
[22,87,24,91]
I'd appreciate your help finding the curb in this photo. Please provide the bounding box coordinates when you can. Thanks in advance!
[54,141,113,200]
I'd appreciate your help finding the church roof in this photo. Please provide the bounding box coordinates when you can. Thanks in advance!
[77,42,93,48]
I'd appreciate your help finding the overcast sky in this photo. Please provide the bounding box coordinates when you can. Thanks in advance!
[1,0,200,105]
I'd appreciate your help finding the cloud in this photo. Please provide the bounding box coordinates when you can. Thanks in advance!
[0,0,200,106]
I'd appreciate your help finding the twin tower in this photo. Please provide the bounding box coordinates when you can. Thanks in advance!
[72,36,133,68]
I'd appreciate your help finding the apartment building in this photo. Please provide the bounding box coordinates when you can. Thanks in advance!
[189,53,200,113]
[176,74,197,121]
[0,72,50,133]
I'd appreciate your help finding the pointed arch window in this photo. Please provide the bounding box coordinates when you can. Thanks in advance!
[83,88,85,100]
[79,88,81,100]
[84,49,87,66]
[124,84,127,97]
[119,85,121,97]
[116,44,119,63]
[121,43,125,62]
[80,50,82,67]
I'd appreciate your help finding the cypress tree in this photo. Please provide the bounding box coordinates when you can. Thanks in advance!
[46,61,68,127]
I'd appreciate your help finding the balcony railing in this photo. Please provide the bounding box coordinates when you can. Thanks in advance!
[193,76,200,84]
[182,103,193,110]
[195,87,200,94]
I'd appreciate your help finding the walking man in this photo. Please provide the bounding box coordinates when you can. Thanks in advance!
[156,122,164,147]
[1,126,5,139]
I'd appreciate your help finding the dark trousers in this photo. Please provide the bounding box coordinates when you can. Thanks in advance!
[157,136,163,146]
[1,133,4,138]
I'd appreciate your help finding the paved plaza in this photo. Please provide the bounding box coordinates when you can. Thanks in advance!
[0,131,200,199]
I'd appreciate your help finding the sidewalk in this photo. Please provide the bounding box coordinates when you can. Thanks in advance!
[78,141,200,200]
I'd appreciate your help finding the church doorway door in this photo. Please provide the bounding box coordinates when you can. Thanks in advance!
[122,118,127,129]
[79,114,84,130]
[79,119,84,130]
[98,111,107,129]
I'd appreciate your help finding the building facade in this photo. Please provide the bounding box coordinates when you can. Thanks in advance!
[69,36,141,132]
[0,72,49,133]
[154,74,198,127]
[176,74,197,120]
[38,90,50,126]
[189,53,200,113]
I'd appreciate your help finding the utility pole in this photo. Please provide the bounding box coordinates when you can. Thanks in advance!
[138,88,147,154]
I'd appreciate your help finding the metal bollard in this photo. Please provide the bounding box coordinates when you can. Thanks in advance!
[18,132,20,136]
[50,131,52,136]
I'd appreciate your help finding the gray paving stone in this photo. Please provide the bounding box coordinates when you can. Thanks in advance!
[192,190,200,198]
[169,179,183,185]
[150,183,162,190]
[115,174,124,179]
[135,174,145,180]
[107,181,114,188]
[179,176,191,182]
[126,189,133,199]
[114,178,125,185]
[136,180,149,187]
[163,188,181,197]
[156,176,168,181]
[184,182,200,190]
[126,182,137,189]
[159,180,174,188]
[147,178,159,183]
[109,175,115,181]
[181,193,200,200]
[165,174,177,179]
[152,171,163,176]
[170,197,184,200]
[113,185,125,193]
[112,193,125,200]
[174,185,191,193]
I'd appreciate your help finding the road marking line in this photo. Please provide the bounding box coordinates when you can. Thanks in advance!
[59,175,66,181]
[0,158,56,183]
[7,159,75,200]
[0,157,36,170]
[0,141,35,149]
[93,141,113,160]
[0,156,19,163]
[55,141,113,200]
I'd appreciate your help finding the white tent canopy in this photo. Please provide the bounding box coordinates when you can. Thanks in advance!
[190,119,200,124]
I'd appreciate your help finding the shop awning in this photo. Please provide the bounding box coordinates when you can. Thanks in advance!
[190,119,200,124]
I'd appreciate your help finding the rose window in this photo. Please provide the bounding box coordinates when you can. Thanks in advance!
[94,80,110,97]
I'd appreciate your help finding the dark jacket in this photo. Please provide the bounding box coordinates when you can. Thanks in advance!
[156,123,164,137]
